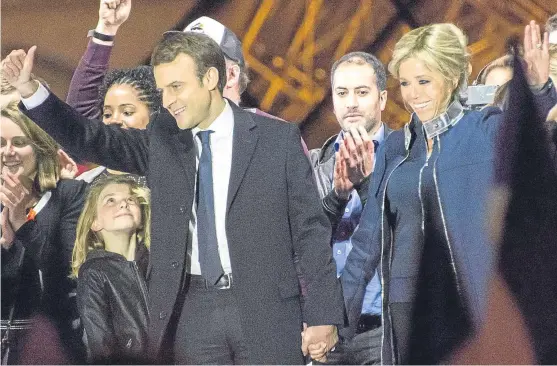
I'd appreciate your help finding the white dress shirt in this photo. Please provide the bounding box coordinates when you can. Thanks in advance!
[189,100,234,275]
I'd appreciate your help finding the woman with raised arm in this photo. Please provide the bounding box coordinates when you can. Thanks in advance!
[341,20,556,364]
[67,0,161,185]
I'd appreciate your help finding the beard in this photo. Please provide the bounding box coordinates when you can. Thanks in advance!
[340,115,381,135]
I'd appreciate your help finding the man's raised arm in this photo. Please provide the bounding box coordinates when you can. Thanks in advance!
[1,47,150,175]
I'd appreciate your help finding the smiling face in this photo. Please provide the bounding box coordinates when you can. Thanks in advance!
[92,183,142,237]
[154,53,214,130]
[102,84,151,129]
[398,57,453,122]
[332,62,386,134]
[0,116,37,179]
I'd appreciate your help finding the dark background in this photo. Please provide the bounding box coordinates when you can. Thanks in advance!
[2,0,555,148]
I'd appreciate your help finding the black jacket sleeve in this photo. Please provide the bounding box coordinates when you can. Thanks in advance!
[286,124,345,326]
[321,190,350,236]
[20,91,150,175]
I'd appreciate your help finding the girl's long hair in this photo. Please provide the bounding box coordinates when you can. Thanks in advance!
[71,175,151,278]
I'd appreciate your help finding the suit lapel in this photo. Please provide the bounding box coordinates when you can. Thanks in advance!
[227,107,259,213]
[171,128,197,194]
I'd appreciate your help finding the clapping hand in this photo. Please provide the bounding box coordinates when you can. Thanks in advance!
[0,207,16,249]
[338,126,375,186]
[58,149,79,180]
[0,172,37,231]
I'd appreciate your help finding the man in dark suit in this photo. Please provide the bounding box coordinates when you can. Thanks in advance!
[3,32,344,364]
[309,52,392,364]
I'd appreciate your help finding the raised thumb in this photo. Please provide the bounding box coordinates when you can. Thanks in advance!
[23,45,37,75]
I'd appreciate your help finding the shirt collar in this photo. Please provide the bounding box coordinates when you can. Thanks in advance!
[192,99,234,139]
[372,123,385,145]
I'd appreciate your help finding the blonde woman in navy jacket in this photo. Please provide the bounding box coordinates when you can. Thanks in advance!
[342,20,556,364]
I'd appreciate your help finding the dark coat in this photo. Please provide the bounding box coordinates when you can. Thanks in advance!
[77,248,149,363]
[21,94,345,364]
[342,85,557,364]
[1,179,88,363]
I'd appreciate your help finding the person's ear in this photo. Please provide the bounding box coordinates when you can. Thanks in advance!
[226,64,240,89]
[91,218,102,232]
[379,90,388,111]
[204,67,220,91]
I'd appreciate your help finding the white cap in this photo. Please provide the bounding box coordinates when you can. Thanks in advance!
[184,16,245,66]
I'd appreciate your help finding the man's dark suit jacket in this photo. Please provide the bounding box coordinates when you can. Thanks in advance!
[21,93,345,364]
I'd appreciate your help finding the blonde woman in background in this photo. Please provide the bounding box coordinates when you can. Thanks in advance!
[341,20,556,364]
[73,175,150,363]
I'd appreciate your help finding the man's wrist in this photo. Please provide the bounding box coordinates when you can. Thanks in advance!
[17,79,40,99]
[333,187,351,200]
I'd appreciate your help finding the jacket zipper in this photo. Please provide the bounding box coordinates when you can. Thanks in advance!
[432,136,462,296]
[380,150,410,365]
[418,138,431,233]
[132,261,150,318]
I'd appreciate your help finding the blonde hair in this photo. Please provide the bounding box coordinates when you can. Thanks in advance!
[1,102,60,192]
[71,175,151,278]
[388,23,471,117]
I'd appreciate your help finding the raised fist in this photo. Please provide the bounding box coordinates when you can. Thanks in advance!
[97,0,131,34]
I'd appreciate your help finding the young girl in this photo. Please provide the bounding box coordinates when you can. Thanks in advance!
[72,175,150,363]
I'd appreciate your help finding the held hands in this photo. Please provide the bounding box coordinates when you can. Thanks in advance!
[523,20,550,86]
[335,126,375,198]
[1,46,38,98]
[97,0,131,35]
[301,323,339,363]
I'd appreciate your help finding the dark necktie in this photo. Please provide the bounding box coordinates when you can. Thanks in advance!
[373,139,379,153]
[196,130,223,284]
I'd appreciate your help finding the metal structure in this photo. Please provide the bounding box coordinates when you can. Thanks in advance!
[2,0,556,148]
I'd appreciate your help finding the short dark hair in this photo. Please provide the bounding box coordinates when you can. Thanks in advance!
[99,66,162,114]
[151,31,227,94]
[546,13,557,33]
[331,51,387,91]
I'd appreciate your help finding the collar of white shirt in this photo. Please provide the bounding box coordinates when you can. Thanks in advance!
[372,123,385,145]
[191,99,234,141]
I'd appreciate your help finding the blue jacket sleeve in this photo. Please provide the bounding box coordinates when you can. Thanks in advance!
[341,141,386,328]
